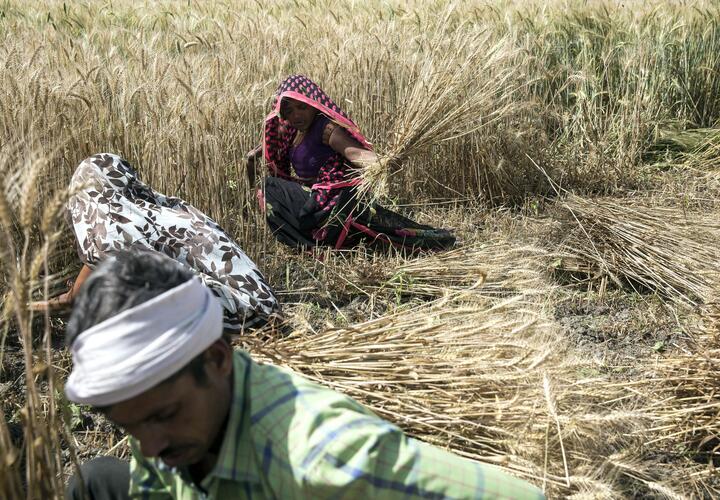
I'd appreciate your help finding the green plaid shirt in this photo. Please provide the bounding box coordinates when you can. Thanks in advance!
[129,351,544,499]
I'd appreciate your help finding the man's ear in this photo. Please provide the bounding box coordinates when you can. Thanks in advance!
[204,339,233,377]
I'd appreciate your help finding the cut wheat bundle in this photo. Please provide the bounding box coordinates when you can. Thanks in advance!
[242,228,717,496]
[277,235,553,309]
[244,290,704,497]
[354,20,524,200]
[250,306,719,496]
[244,292,568,485]
[377,240,551,299]
[557,195,720,306]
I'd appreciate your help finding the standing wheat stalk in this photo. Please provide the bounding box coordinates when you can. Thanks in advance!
[0,150,76,499]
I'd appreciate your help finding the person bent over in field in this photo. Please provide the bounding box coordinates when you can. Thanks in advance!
[65,250,544,500]
[36,153,279,332]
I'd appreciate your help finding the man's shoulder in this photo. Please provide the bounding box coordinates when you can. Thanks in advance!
[245,355,370,418]
[243,353,385,454]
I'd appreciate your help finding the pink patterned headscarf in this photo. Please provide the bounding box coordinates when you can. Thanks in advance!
[263,75,371,183]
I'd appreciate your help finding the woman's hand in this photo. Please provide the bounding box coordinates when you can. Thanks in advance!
[28,264,92,313]
[245,146,262,185]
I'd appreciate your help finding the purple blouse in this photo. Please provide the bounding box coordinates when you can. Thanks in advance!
[290,115,335,180]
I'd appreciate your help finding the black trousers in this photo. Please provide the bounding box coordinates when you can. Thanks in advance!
[262,177,455,251]
[65,456,130,500]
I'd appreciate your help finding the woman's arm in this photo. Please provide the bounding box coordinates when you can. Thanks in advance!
[30,264,92,311]
[325,124,377,169]
[68,264,92,298]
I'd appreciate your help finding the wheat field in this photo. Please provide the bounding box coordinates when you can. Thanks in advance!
[1,0,719,498]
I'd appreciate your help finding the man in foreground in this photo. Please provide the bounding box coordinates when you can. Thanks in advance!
[65,250,544,499]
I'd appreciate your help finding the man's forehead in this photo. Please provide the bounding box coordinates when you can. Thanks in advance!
[107,376,183,426]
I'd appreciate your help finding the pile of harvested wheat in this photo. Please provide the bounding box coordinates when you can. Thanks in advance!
[556,194,720,306]
[245,239,718,497]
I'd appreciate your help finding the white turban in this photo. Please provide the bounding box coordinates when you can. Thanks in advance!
[65,278,223,406]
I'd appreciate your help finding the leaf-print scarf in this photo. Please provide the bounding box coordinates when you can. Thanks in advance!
[67,153,280,331]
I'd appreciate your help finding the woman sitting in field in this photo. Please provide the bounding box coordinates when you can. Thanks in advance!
[247,75,455,251]
[37,153,279,331]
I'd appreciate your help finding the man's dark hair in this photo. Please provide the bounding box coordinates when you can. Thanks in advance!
[66,250,216,385]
